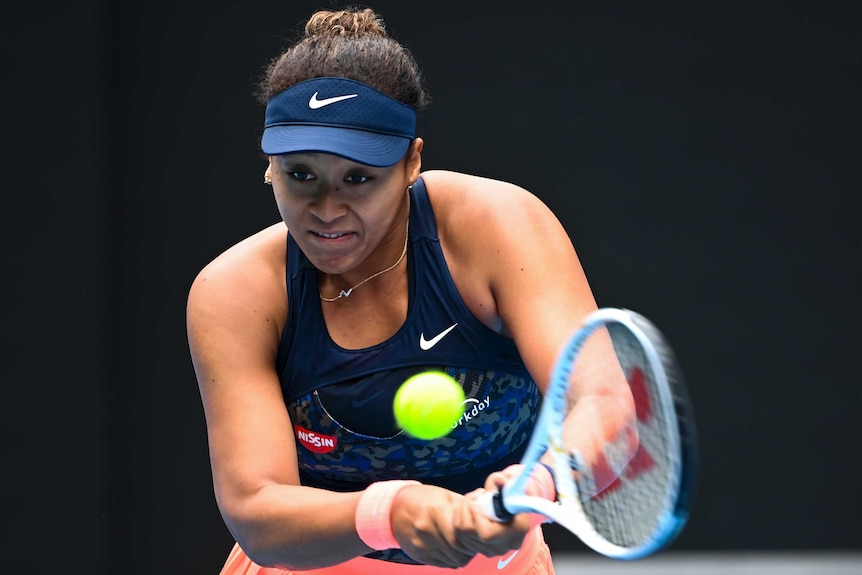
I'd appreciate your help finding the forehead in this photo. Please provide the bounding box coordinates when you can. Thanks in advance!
[275,152,390,171]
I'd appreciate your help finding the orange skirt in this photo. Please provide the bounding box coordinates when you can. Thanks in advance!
[219,526,555,575]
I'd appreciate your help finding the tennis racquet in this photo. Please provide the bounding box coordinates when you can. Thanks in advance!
[479,307,697,560]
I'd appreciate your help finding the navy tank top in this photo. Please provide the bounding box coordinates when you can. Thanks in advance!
[277,178,540,497]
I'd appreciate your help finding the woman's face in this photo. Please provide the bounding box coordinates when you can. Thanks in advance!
[268,141,421,275]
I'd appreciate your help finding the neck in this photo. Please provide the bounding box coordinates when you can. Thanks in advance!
[319,215,410,302]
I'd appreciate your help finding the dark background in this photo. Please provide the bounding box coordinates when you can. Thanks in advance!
[2,1,859,572]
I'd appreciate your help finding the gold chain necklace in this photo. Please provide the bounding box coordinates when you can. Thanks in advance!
[319,219,409,302]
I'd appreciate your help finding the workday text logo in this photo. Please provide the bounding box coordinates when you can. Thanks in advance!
[451,396,491,430]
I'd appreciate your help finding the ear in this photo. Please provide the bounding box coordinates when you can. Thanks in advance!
[264,157,273,184]
[405,138,423,183]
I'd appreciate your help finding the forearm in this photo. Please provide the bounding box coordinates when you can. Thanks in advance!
[561,392,638,493]
[560,326,638,473]
[227,480,513,571]
[223,483,370,570]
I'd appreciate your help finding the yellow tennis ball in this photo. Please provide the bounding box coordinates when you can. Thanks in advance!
[394,371,465,440]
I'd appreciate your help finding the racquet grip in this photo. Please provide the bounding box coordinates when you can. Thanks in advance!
[490,488,516,521]
[480,463,556,525]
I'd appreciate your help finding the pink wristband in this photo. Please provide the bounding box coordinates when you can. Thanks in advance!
[355,480,420,550]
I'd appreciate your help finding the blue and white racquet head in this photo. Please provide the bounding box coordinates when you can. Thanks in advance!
[481,308,698,560]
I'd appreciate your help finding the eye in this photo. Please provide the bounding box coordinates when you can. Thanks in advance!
[288,171,315,182]
[344,174,370,184]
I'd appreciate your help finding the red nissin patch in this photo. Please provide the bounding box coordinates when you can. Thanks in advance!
[294,425,338,453]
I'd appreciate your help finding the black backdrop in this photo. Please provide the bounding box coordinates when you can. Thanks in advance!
[2,1,859,572]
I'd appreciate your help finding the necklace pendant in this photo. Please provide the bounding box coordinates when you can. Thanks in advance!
[319,217,409,303]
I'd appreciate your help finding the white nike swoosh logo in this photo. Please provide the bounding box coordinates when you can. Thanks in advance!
[308,92,358,109]
[351,390,384,408]
[419,323,458,351]
[497,550,518,569]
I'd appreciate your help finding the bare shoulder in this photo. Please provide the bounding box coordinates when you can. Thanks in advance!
[420,169,565,254]
[196,220,285,270]
[421,169,546,211]
[187,222,288,340]
[419,170,575,334]
[418,174,595,392]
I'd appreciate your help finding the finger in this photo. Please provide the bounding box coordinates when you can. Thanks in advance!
[450,495,512,560]
[460,501,531,557]
[424,497,479,568]
[462,487,486,501]
[484,463,526,491]
[401,531,475,569]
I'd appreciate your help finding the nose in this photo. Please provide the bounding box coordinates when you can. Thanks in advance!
[310,188,347,223]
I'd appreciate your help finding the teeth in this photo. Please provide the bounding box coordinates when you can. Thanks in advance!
[318,232,344,239]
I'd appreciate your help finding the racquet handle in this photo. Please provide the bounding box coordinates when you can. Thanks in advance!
[476,463,556,525]
[476,488,515,523]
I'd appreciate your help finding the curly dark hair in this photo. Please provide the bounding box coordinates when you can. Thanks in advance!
[257,6,431,111]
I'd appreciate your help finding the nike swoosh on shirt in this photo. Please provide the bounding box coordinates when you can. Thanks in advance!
[308,92,358,109]
[497,550,518,569]
[419,323,458,351]
[351,389,384,408]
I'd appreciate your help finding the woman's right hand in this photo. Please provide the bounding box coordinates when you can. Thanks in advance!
[389,484,533,569]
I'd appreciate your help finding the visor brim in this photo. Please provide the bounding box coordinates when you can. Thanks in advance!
[262,125,411,167]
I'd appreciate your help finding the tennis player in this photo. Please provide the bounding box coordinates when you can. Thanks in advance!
[186,6,635,574]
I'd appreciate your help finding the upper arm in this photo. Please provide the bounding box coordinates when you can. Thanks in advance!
[489,193,598,391]
[185,236,296,524]
[439,174,598,394]
[471,181,636,454]
[430,169,636,472]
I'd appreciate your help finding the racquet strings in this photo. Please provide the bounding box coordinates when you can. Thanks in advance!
[572,318,683,550]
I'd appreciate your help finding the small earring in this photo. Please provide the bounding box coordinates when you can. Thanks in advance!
[264,173,272,185]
